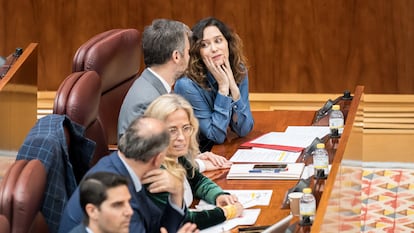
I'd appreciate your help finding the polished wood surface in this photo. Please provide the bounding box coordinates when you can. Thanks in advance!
[1,1,413,94]
[0,43,38,154]
[206,86,364,232]
[207,110,316,228]
[311,86,364,233]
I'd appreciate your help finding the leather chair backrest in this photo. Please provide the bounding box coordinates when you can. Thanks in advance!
[0,159,49,233]
[72,28,141,146]
[0,160,27,221]
[0,214,10,233]
[53,71,109,165]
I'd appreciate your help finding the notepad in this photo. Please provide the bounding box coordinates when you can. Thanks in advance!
[226,163,305,180]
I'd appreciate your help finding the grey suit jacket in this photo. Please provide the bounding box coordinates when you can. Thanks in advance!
[118,68,168,138]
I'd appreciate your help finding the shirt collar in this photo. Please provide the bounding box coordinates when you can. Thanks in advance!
[118,153,142,192]
[147,67,172,93]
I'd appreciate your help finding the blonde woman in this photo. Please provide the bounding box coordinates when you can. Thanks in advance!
[142,94,243,229]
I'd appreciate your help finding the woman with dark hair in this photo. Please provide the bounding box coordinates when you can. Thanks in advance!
[174,17,254,152]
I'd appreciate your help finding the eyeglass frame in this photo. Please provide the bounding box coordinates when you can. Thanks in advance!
[167,124,194,139]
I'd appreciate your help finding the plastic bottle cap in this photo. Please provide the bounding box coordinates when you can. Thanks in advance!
[332,105,340,110]
[303,188,312,194]
[316,143,325,149]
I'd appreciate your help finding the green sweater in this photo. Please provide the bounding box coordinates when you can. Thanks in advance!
[146,157,228,229]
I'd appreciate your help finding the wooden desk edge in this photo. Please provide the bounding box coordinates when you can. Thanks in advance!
[0,43,38,90]
[310,85,364,233]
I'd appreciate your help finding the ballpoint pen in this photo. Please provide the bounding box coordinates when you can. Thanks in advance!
[248,168,287,173]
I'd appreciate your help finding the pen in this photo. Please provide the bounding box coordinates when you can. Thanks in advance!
[248,169,282,173]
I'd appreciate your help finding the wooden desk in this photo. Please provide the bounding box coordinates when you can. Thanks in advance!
[0,43,38,155]
[207,110,316,228]
[206,86,364,232]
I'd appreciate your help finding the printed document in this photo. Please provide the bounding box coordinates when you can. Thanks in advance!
[227,163,305,180]
[196,189,273,210]
[199,209,261,233]
[230,148,301,163]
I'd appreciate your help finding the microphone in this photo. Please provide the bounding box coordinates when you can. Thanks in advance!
[14,48,23,57]
[0,47,24,79]
[0,56,5,66]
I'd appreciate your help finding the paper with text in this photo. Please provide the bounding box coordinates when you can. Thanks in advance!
[230,148,301,163]
[227,163,305,180]
[196,189,273,210]
[199,209,261,233]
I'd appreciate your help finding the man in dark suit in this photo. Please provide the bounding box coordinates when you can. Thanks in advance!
[59,116,187,233]
[69,172,133,233]
[118,18,191,139]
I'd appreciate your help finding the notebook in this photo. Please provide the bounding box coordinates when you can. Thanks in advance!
[226,163,305,180]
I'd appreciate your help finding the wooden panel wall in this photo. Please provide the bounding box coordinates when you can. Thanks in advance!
[1,0,413,94]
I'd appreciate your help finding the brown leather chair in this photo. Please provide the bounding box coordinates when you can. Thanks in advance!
[0,214,10,233]
[72,28,142,147]
[0,159,49,233]
[53,70,108,165]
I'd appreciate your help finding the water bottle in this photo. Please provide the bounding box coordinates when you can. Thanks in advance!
[313,143,329,179]
[329,104,344,137]
[299,188,316,226]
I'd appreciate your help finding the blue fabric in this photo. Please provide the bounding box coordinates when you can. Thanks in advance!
[58,152,185,233]
[68,224,87,233]
[174,72,254,147]
[16,114,95,233]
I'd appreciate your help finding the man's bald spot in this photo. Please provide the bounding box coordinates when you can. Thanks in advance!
[136,117,167,138]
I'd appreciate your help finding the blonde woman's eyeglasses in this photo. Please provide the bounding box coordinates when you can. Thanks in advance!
[168,125,194,139]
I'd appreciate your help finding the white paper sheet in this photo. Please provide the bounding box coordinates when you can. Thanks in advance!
[199,209,261,233]
[196,189,273,210]
[250,132,317,148]
[230,148,300,163]
[227,163,305,180]
[285,126,330,139]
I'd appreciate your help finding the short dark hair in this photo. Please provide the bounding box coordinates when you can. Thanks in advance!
[142,18,191,66]
[79,172,129,224]
[118,116,170,162]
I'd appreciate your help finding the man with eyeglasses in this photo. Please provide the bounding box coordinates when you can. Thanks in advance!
[143,94,243,229]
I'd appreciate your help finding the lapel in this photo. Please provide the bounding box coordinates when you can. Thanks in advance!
[141,69,168,94]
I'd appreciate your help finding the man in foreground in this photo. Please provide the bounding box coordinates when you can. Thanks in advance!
[59,117,188,233]
[68,172,133,233]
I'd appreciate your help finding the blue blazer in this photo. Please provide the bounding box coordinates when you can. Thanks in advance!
[68,224,87,233]
[16,114,95,233]
[58,152,185,233]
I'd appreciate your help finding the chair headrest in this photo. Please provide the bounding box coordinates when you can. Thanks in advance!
[53,71,101,128]
[72,29,141,93]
